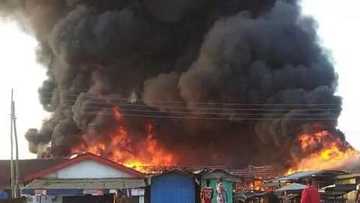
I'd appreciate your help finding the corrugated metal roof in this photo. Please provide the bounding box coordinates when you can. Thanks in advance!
[276,183,306,192]
[230,165,276,178]
[277,171,319,181]
[277,170,346,182]
[26,153,144,181]
[144,165,277,178]
[0,153,145,190]
[0,159,65,188]
[201,169,240,182]
[324,184,357,193]
[23,178,146,190]
[337,173,360,180]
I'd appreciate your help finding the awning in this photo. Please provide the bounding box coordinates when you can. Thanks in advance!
[326,184,357,192]
[277,171,318,182]
[277,170,346,182]
[22,189,83,196]
[276,183,306,192]
[23,178,146,190]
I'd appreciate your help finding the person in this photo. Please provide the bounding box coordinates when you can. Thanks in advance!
[300,178,320,203]
[216,178,227,203]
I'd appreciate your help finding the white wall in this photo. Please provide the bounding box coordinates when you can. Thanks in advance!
[47,160,134,179]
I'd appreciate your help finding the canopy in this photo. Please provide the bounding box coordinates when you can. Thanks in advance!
[277,171,318,182]
[277,170,346,182]
[276,183,306,192]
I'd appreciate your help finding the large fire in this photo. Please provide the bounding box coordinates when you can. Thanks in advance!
[286,130,360,175]
[71,105,359,175]
[72,107,176,173]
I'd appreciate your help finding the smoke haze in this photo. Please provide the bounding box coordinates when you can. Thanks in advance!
[0,0,343,168]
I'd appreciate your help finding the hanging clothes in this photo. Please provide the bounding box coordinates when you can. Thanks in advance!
[200,187,213,203]
[216,182,227,203]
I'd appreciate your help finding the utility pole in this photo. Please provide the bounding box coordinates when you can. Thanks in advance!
[10,89,20,198]
[9,90,15,198]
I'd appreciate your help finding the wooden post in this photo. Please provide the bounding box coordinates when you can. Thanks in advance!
[10,89,15,199]
[10,89,20,198]
[12,91,20,198]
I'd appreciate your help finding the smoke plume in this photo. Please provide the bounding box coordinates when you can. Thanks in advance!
[1,0,344,168]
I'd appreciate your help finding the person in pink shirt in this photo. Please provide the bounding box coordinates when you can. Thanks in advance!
[301,179,320,203]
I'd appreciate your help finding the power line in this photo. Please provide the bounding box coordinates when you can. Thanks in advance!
[38,91,341,106]
[73,111,338,121]
[78,107,338,115]
[33,91,341,121]
[37,97,341,112]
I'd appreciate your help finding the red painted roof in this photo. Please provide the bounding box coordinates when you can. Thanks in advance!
[24,153,144,181]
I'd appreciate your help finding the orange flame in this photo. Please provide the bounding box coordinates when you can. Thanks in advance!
[286,130,360,175]
[236,179,266,192]
[251,179,265,191]
[72,107,176,173]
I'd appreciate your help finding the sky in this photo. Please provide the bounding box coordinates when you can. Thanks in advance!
[0,0,359,159]
[0,21,48,159]
[301,0,360,149]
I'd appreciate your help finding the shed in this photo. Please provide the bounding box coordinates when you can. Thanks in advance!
[201,169,239,203]
[21,153,146,203]
[150,170,197,203]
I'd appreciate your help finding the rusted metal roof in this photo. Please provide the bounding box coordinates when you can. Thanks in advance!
[143,165,277,179]
[25,153,144,181]
[0,153,145,189]
[0,158,65,189]
[23,178,146,190]
[230,165,277,178]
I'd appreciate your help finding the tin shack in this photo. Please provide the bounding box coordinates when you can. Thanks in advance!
[150,170,197,203]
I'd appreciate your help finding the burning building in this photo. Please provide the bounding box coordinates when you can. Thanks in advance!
[0,0,358,172]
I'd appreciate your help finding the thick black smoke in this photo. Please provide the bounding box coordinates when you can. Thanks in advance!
[1,0,343,167]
